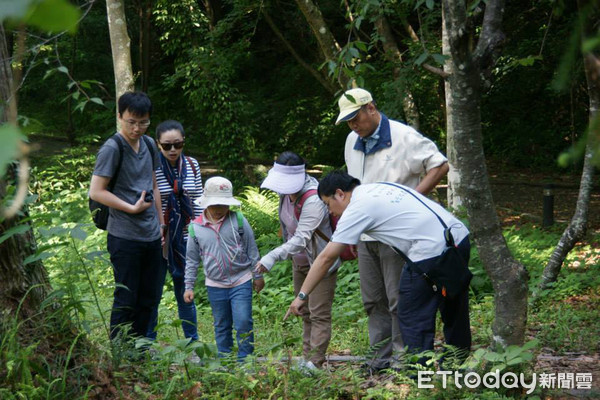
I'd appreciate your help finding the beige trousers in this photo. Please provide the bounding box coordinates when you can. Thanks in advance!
[358,241,405,369]
[293,263,337,367]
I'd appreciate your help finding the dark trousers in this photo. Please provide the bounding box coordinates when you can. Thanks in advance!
[107,234,166,340]
[397,237,471,360]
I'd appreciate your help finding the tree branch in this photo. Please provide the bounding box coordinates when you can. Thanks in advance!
[261,9,337,95]
[473,0,506,67]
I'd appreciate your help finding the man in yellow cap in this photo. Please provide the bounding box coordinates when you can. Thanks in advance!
[336,88,449,373]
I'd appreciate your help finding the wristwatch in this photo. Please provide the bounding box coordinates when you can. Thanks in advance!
[160,224,167,230]
[298,291,307,301]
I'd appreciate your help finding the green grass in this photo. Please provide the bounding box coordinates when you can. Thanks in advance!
[2,150,598,399]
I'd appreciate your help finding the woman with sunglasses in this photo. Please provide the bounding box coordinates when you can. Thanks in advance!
[147,120,203,342]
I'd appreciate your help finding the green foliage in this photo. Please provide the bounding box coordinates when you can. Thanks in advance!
[1,0,80,33]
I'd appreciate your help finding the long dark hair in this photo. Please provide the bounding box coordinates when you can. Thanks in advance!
[276,151,305,166]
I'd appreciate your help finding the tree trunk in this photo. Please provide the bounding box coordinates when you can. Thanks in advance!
[106,0,135,124]
[294,0,348,88]
[540,3,599,290]
[442,11,463,210]
[442,0,529,347]
[0,24,50,318]
[374,14,420,130]
[200,0,224,31]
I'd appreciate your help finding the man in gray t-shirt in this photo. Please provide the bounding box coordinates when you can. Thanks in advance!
[89,91,166,343]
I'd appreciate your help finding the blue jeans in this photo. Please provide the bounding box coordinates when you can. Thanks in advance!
[206,280,254,360]
[107,234,165,340]
[147,262,199,341]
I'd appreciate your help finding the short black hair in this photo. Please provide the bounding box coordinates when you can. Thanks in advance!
[156,120,185,141]
[318,170,361,198]
[118,91,152,117]
[276,151,305,166]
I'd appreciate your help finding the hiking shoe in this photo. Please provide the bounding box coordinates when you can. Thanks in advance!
[295,359,318,375]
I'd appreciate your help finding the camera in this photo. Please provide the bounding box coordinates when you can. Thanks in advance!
[144,191,154,202]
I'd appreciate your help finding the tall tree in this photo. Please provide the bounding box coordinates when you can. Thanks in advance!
[441,0,529,346]
[0,23,50,320]
[106,0,135,123]
[294,0,349,88]
[540,0,598,290]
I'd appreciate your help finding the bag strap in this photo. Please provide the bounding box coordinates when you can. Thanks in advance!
[380,182,456,293]
[141,135,155,161]
[293,189,331,242]
[188,222,200,245]
[379,182,455,247]
[185,156,197,178]
[234,210,244,237]
[107,134,124,192]
[294,189,318,220]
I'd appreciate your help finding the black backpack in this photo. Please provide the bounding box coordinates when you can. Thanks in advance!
[89,134,155,230]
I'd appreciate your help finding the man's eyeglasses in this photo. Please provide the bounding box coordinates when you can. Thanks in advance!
[159,141,184,150]
[124,119,151,128]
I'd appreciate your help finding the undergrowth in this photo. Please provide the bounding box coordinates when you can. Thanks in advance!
[1,147,598,398]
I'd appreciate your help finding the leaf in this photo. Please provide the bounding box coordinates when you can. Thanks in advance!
[70,226,88,241]
[23,0,81,34]
[425,0,434,9]
[0,124,22,176]
[505,345,522,360]
[57,66,68,74]
[0,0,32,20]
[43,68,56,80]
[521,339,539,351]
[0,224,29,245]
[431,53,449,65]
[414,52,429,66]
[355,41,368,52]
[90,97,104,106]
[582,37,600,53]
[483,351,503,362]
[23,251,53,265]
[507,357,523,366]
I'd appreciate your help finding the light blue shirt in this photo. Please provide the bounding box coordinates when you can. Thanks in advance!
[361,118,382,153]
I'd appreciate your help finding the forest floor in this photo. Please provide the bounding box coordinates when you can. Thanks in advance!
[30,134,600,398]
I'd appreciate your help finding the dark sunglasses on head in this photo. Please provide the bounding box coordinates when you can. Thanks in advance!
[159,141,184,150]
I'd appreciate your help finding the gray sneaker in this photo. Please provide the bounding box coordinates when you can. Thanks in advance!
[295,359,318,375]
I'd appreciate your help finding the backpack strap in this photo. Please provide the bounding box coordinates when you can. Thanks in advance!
[107,134,124,192]
[188,221,200,245]
[234,210,244,237]
[185,156,197,178]
[294,189,318,220]
[293,189,332,242]
[141,135,156,162]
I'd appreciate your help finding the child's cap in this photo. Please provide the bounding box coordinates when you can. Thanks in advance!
[195,177,241,208]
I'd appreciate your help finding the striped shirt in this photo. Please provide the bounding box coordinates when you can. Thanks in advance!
[156,156,203,240]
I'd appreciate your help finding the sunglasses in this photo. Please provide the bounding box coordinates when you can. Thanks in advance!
[159,141,184,150]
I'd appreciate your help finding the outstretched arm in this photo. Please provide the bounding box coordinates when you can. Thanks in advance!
[285,242,346,319]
